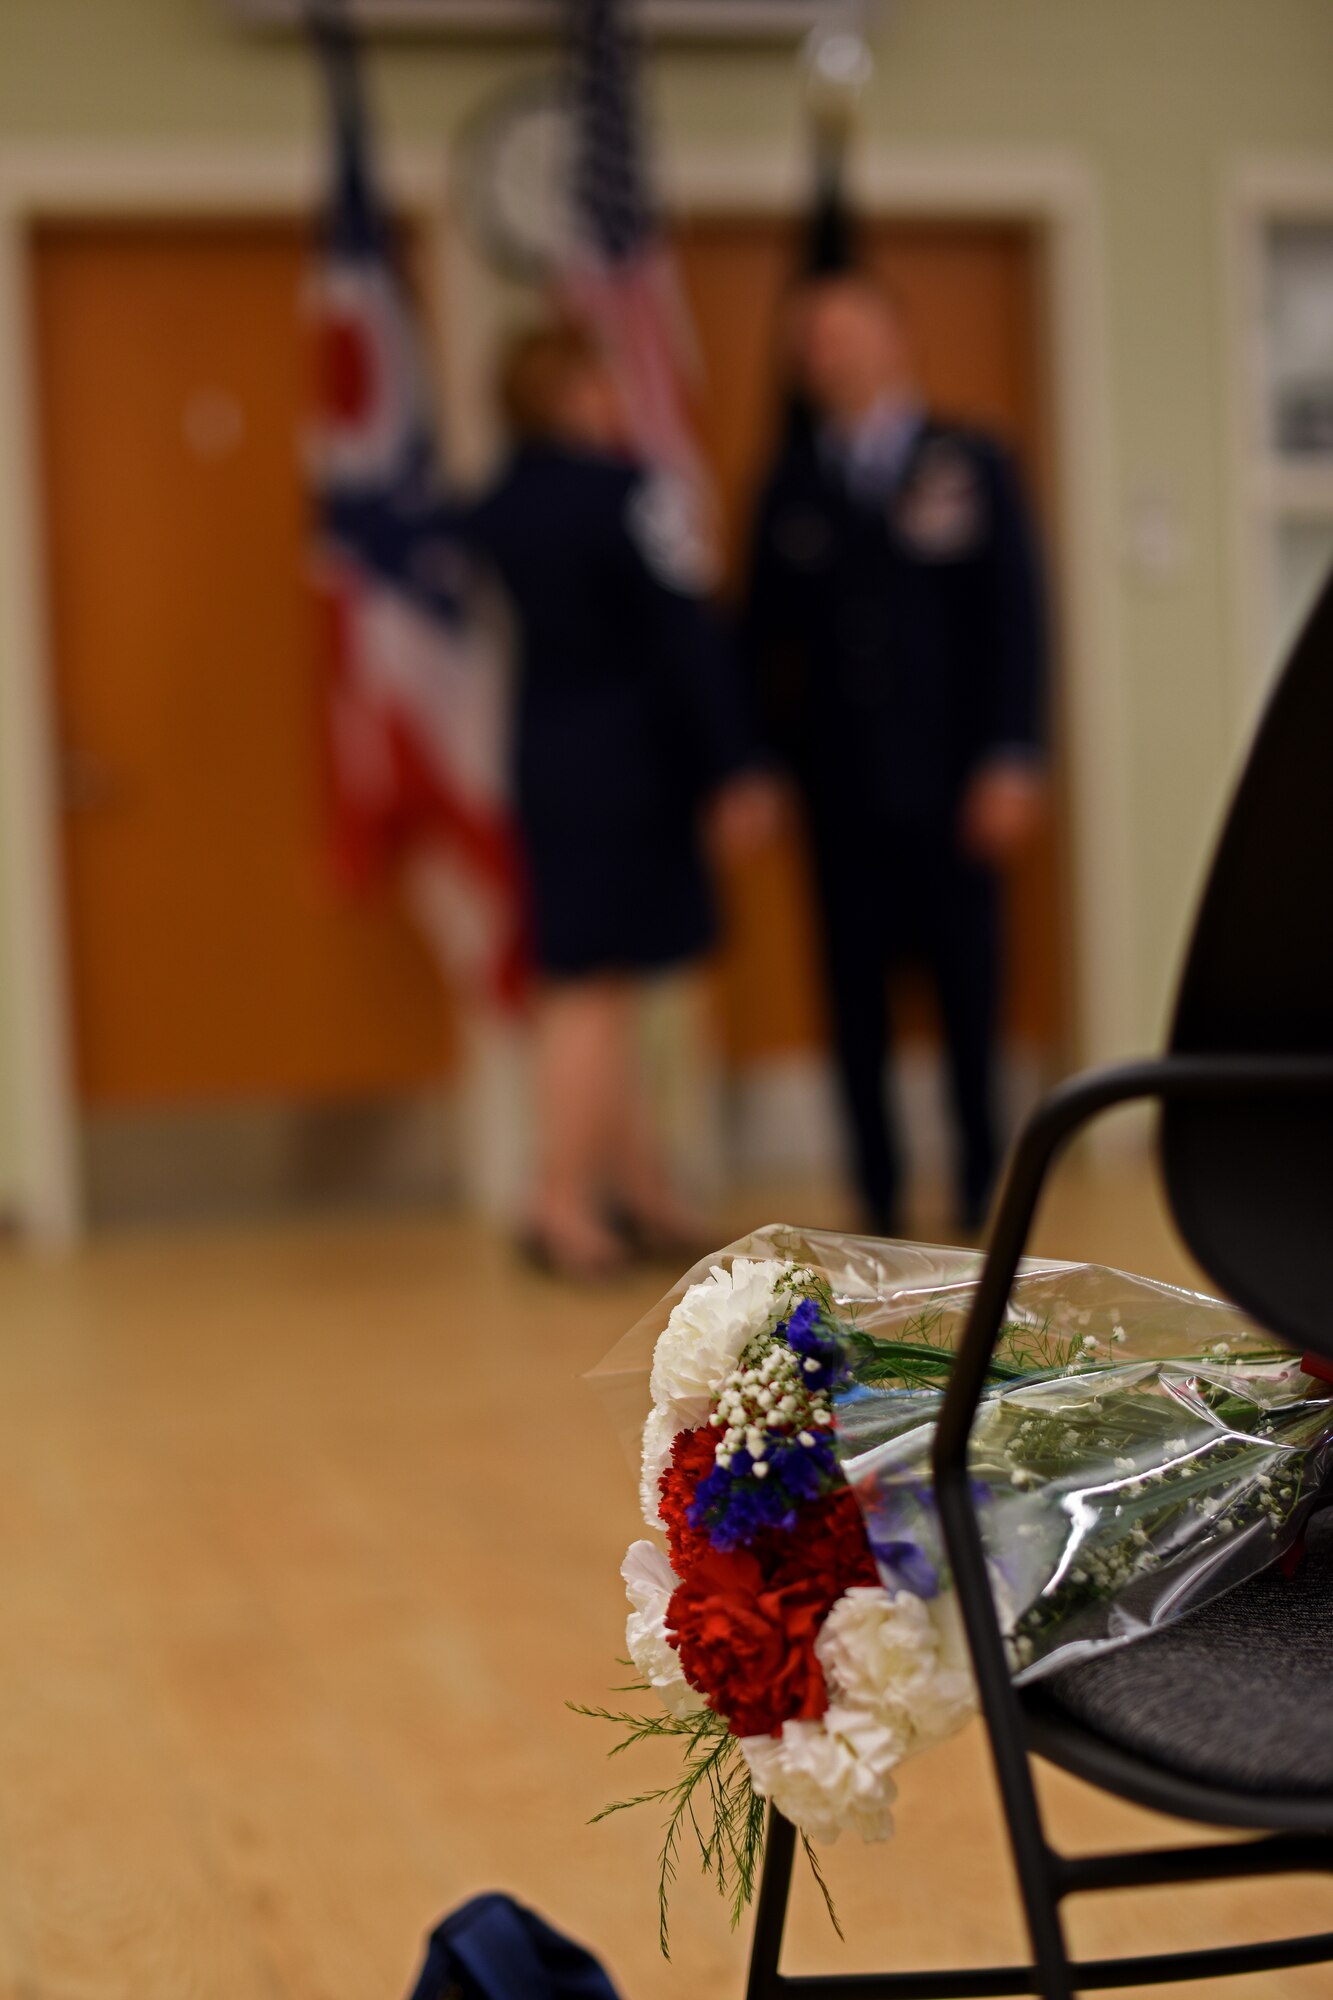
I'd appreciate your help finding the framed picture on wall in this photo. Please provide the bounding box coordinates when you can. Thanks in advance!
[1263,220,1333,458]
[1232,188,1333,699]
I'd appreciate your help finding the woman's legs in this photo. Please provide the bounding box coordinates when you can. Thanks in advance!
[528,975,635,1273]
[527,973,710,1270]
[607,985,713,1249]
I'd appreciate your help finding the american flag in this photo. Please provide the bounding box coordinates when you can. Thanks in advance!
[562,0,706,482]
[306,8,527,1009]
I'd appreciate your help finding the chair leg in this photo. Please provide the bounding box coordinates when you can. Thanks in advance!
[990,1758,1073,2000]
[937,1483,1075,1996]
[746,1807,797,1999]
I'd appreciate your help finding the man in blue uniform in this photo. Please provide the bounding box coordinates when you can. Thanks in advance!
[744,271,1049,1235]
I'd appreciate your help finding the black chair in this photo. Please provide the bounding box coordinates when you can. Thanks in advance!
[745,570,1333,1998]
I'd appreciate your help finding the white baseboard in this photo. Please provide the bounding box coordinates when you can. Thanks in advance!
[729,1042,1055,1189]
[74,1026,1061,1230]
[82,1094,462,1227]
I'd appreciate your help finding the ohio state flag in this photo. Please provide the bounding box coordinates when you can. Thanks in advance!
[307,8,526,1009]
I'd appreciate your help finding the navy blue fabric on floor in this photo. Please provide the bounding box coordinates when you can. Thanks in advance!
[406,1893,621,2000]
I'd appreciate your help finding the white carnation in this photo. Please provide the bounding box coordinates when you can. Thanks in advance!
[639,1403,687,1530]
[816,1586,976,1756]
[621,1540,705,1720]
[740,1707,900,1845]
[649,1258,791,1412]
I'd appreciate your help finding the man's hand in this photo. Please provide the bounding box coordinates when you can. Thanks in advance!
[960,761,1046,865]
[707,772,786,863]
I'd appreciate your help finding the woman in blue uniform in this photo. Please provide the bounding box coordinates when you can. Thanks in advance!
[464,323,771,1278]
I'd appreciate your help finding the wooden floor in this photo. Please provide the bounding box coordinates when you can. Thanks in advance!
[0,1159,1328,2000]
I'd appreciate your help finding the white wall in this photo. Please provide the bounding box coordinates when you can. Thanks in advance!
[3,0,1333,1217]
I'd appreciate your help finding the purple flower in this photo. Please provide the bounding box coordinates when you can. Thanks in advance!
[782,1298,851,1394]
[869,1536,941,1598]
[687,1428,843,1553]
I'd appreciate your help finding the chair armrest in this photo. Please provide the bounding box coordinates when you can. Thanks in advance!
[928,1053,1333,1785]
[933,1052,1333,1485]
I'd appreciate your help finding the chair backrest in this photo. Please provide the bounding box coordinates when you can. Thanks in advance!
[1161,568,1333,1356]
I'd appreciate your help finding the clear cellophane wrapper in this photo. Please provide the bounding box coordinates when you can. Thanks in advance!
[590,1222,1333,1681]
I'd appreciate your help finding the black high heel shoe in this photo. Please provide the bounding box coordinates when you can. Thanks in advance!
[515,1220,633,1284]
[609,1207,717,1269]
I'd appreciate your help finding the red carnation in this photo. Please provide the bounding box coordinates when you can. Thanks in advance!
[770,1486,880,1597]
[666,1548,836,1737]
[657,1425,717,1575]
[656,1424,716,1576]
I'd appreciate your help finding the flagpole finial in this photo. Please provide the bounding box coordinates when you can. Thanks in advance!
[801,15,874,145]
[799,10,874,277]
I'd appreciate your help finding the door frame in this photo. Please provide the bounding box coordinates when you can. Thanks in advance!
[0,143,462,1242]
[0,139,1130,1241]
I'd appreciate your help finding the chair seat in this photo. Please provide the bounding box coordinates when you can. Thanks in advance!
[1038,1515,1333,1803]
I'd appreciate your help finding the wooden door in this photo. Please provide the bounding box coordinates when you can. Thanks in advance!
[672,216,1068,1069]
[34,221,454,1108]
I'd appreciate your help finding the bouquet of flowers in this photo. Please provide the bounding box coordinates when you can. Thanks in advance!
[577,1225,1333,1952]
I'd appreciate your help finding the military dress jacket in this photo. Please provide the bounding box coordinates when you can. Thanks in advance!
[460,441,753,976]
[743,415,1048,824]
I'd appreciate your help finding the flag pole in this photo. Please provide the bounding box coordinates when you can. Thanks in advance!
[799,9,875,276]
[302,0,383,243]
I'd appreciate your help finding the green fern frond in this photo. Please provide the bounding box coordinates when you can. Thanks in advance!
[572,1697,840,1957]
[801,1832,845,1942]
